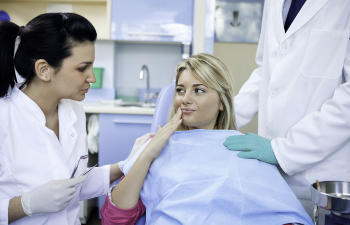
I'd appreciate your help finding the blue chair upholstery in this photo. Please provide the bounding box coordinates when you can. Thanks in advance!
[135,215,146,225]
[135,82,175,225]
[150,81,175,132]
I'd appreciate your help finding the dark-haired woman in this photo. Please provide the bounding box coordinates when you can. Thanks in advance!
[0,13,122,225]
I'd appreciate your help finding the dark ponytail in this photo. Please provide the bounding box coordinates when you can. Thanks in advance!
[0,21,20,97]
[0,12,97,98]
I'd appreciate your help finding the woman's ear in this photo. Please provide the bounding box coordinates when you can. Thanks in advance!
[34,59,52,82]
[219,101,224,111]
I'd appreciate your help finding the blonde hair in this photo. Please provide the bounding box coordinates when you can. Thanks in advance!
[170,53,236,130]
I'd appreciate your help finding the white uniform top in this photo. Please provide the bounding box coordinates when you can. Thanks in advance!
[0,86,110,225]
[234,0,350,201]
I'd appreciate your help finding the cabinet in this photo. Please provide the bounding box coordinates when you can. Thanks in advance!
[110,0,194,43]
[97,113,153,212]
[0,0,111,39]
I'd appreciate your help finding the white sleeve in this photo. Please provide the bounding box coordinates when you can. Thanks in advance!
[272,37,350,175]
[0,108,9,225]
[234,0,268,129]
[0,198,9,225]
[0,148,9,225]
[79,165,110,201]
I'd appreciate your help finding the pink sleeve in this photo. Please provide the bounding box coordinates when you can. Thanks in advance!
[100,195,146,225]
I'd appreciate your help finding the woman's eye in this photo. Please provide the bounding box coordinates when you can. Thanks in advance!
[176,88,185,94]
[195,88,205,94]
[77,66,88,72]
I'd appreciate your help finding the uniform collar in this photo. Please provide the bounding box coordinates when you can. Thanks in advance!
[283,0,329,40]
[275,0,330,43]
[11,85,78,131]
[12,85,47,126]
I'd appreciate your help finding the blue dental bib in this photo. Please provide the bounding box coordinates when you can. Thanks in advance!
[122,129,313,225]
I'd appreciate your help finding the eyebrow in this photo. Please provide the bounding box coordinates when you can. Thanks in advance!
[79,61,93,65]
[176,83,207,88]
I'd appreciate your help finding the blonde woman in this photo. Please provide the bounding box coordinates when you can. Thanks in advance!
[169,53,236,131]
[100,53,312,225]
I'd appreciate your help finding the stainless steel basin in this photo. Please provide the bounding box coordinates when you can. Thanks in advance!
[311,181,350,214]
[311,181,350,225]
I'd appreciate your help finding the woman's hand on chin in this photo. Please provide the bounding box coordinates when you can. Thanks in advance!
[143,108,182,160]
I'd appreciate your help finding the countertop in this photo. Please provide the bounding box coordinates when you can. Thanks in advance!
[82,101,155,115]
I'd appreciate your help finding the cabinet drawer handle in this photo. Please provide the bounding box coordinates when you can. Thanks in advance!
[112,120,152,125]
[127,31,175,37]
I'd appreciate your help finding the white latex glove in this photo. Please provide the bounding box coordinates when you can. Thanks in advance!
[118,132,154,170]
[21,175,86,216]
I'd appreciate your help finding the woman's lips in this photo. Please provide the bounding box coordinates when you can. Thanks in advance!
[181,108,195,114]
[81,88,89,93]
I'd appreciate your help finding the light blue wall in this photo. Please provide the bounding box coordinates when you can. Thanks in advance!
[94,40,115,89]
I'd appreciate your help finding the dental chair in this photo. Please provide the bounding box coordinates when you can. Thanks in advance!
[134,81,175,225]
[150,81,175,132]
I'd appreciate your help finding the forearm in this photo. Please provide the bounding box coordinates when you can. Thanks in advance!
[111,152,153,209]
[8,196,26,223]
[111,110,182,209]
[110,163,123,184]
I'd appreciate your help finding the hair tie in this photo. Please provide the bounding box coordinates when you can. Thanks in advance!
[14,27,22,58]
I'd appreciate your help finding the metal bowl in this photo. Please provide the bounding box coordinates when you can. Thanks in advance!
[311,181,350,215]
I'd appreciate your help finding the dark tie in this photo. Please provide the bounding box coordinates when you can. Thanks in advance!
[284,0,306,31]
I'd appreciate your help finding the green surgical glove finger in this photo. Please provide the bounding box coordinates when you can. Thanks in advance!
[224,133,278,165]
[237,150,258,159]
[224,134,259,151]
[237,147,278,165]
[224,132,259,144]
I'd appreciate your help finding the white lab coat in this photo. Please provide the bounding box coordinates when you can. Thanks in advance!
[234,0,350,203]
[0,86,110,225]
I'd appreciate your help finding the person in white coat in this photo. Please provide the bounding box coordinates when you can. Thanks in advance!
[0,13,122,225]
[223,0,350,219]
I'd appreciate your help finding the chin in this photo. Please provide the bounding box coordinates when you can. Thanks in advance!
[182,120,195,129]
[77,95,86,101]
[71,94,85,101]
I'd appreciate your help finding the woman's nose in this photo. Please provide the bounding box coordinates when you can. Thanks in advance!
[182,91,192,104]
[87,68,96,83]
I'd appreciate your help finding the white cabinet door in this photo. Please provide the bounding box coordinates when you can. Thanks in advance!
[111,0,194,43]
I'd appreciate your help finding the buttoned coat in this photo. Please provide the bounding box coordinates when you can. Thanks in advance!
[235,0,350,201]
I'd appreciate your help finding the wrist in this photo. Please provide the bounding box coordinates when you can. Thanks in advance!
[20,194,32,217]
[8,196,28,223]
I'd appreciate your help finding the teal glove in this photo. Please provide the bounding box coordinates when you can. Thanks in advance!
[223,133,278,165]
